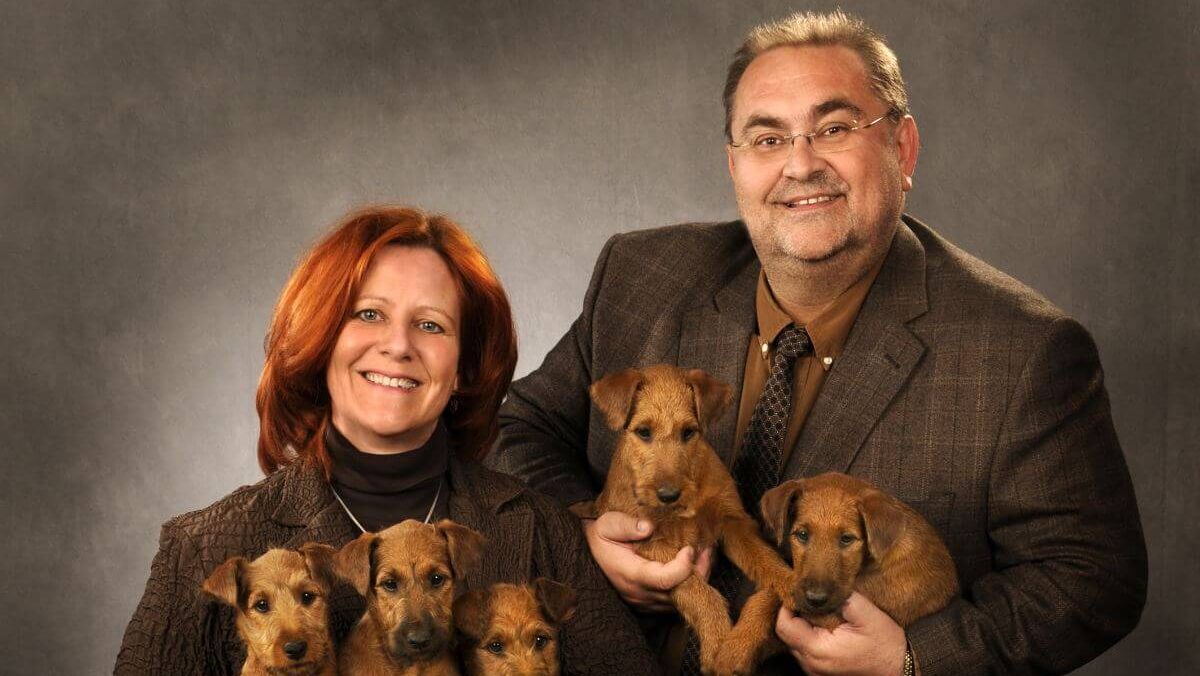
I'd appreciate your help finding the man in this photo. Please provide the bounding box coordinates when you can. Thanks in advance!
[492,10,1146,675]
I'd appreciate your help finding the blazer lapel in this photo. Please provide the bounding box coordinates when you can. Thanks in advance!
[272,466,360,549]
[784,220,929,478]
[447,457,534,589]
[677,253,759,465]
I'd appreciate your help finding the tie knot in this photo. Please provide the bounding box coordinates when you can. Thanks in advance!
[774,324,812,360]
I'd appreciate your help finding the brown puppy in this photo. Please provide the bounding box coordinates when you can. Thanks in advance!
[201,545,339,676]
[586,365,792,673]
[763,472,959,628]
[335,519,485,676]
[453,578,578,676]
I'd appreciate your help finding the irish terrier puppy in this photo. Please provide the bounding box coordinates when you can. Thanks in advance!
[585,364,792,674]
[201,544,339,676]
[453,578,578,676]
[334,519,484,676]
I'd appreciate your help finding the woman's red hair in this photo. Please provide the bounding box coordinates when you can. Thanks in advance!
[255,206,517,476]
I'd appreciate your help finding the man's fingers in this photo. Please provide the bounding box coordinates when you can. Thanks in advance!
[776,603,818,649]
[594,510,653,544]
[639,546,695,591]
[839,591,882,627]
[693,546,715,581]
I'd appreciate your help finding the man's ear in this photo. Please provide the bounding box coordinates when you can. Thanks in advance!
[333,532,377,597]
[533,578,578,625]
[436,519,486,578]
[895,114,920,192]
[589,369,644,430]
[202,556,247,609]
[859,490,907,563]
[683,369,732,431]
[452,589,490,642]
[760,480,805,546]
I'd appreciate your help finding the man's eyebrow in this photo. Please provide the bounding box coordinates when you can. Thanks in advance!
[739,114,789,132]
[813,98,866,119]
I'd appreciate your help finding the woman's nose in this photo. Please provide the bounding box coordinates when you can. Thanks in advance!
[379,325,414,358]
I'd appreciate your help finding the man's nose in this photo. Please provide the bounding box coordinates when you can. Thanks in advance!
[780,136,830,180]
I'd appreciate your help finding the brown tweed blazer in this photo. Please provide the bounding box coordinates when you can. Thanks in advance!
[115,455,657,675]
[492,215,1147,675]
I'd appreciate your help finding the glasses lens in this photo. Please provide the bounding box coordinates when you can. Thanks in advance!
[810,120,858,153]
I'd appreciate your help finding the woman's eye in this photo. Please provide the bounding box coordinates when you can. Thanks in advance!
[354,308,382,322]
[381,578,398,592]
[253,599,270,613]
[429,573,445,588]
[416,319,444,334]
[534,634,550,649]
[487,641,504,654]
[681,428,697,442]
[300,591,316,606]
[634,427,652,441]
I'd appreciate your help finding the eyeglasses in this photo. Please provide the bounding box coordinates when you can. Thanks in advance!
[729,110,895,159]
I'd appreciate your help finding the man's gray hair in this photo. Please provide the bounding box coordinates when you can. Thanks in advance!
[722,10,910,140]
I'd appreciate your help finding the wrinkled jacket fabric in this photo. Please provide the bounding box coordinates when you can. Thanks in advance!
[116,455,657,675]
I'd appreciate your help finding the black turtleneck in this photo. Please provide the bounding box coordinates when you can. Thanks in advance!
[326,421,451,533]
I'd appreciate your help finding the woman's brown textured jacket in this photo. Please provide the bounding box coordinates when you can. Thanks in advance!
[115,455,657,675]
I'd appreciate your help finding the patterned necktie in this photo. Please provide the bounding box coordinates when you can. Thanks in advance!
[679,324,812,675]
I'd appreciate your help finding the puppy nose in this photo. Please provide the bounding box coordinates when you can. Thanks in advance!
[805,589,830,607]
[283,640,307,661]
[656,486,681,503]
[406,628,432,650]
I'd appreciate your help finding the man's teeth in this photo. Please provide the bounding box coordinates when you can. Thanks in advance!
[364,372,419,389]
[787,195,835,207]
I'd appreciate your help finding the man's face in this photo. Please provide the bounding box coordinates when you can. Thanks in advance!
[726,45,919,279]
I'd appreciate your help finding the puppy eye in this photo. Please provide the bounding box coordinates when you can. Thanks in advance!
[634,426,652,441]
[300,591,317,606]
[534,634,550,650]
[253,599,270,613]
[794,530,810,544]
[839,534,857,547]
[487,641,504,654]
[681,427,697,442]
[429,573,445,588]
[381,578,398,593]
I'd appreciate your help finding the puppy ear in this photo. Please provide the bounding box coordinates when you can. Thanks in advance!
[589,369,644,430]
[533,578,578,625]
[436,519,486,578]
[452,588,490,641]
[202,556,246,609]
[334,532,377,597]
[760,480,805,546]
[859,490,907,563]
[683,369,732,430]
[300,542,338,592]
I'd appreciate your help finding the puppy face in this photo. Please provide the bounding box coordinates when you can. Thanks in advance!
[590,365,731,515]
[202,546,337,675]
[335,519,484,666]
[454,579,577,676]
[762,474,905,620]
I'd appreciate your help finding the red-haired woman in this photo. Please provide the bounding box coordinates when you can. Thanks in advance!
[115,206,657,675]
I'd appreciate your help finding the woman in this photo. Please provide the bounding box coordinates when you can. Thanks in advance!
[115,206,657,675]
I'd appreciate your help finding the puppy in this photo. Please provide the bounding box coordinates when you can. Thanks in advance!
[334,519,485,676]
[585,365,792,673]
[201,545,339,676]
[762,472,959,628]
[453,578,577,676]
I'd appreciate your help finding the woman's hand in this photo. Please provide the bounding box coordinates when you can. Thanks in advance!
[582,510,713,612]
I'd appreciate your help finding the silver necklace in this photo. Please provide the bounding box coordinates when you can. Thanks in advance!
[330,476,443,533]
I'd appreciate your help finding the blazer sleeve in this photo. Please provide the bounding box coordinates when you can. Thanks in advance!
[905,317,1148,675]
[491,235,621,506]
[114,522,235,676]
[531,493,659,676]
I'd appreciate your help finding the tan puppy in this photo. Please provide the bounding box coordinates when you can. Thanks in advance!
[202,545,339,676]
[335,519,485,676]
[585,365,792,673]
[453,578,578,676]
[761,472,958,628]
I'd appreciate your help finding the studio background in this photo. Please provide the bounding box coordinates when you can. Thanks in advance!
[2,1,1196,674]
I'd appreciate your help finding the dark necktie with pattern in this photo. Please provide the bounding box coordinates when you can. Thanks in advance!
[679,323,812,676]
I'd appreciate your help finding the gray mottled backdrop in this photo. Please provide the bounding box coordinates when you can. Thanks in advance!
[2,1,1196,673]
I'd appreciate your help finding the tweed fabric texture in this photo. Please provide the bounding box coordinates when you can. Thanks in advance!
[115,456,657,675]
[492,216,1147,675]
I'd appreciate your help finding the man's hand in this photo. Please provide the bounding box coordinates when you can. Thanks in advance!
[582,510,713,612]
[775,592,907,675]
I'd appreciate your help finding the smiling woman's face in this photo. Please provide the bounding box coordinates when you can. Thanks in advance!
[326,245,461,454]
